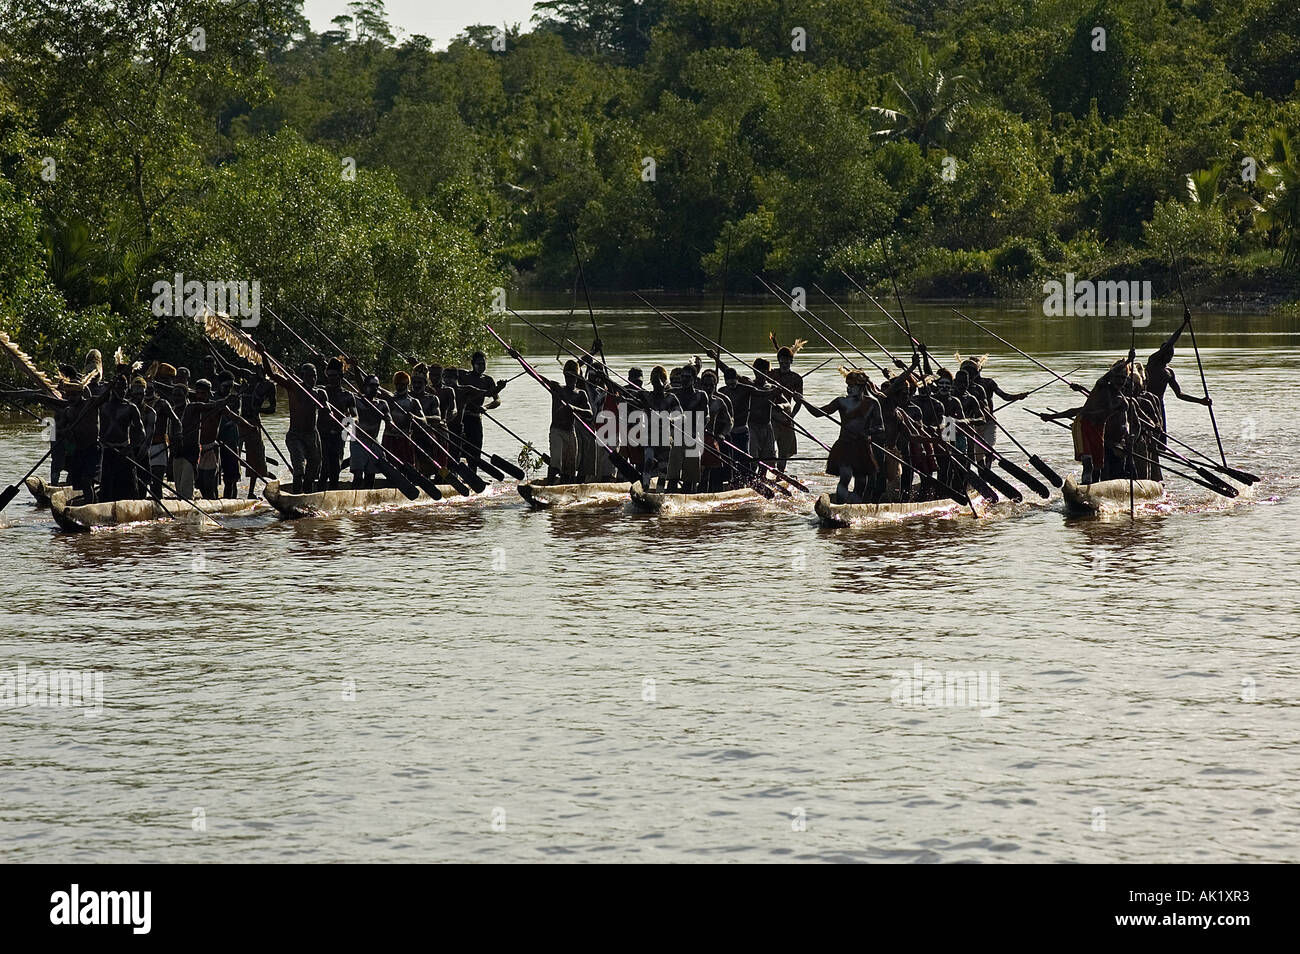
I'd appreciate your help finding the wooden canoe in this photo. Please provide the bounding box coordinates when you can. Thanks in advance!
[1062,475,1164,515]
[25,476,79,508]
[814,493,971,528]
[628,484,763,512]
[517,480,632,509]
[262,478,467,518]
[49,491,264,533]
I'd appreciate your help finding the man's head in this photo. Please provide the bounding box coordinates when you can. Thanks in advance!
[393,370,411,393]
[471,351,486,375]
[129,376,147,402]
[563,359,580,389]
[411,362,427,391]
[628,368,644,388]
[363,374,380,398]
[326,357,344,385]
[777,346,793,370]
[723,367,737,387]
[753,357,771,375]
[299,362,317,388]
[845,370,868,397]
[111,374,128,398]
[650,365,668,390]
[193,378,213,401]
[700,369,718,394]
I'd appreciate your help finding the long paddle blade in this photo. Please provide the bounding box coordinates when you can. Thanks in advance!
[489,453,526,480]
[994,456,1051,499]
[979,464,1023,503]
[605,447,642,483]
[0,483,20,512]
[1029,454,1064,488]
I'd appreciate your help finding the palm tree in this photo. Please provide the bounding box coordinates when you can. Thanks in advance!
[1255,127,1300,268]
[869,48,976,151]
[1184,161,1260,260]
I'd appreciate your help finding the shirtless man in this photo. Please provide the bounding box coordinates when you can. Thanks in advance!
[261,352,328,493]
[769,346,804,473]
[351,375,391,488]
[536,358,591,484]
[1040,360,1130,482]
[809,370,883,503]
[720,364,752,485]
[638,365,679,489]
[961,356,1029,468]
[318,358,353,490]
[667,363,709,492]
[699,369,733,492]
[456,351,506,476]
[239,367,276,497]
[1145,314,1211,434]
[380,371,425,467]
[97,375,145,502]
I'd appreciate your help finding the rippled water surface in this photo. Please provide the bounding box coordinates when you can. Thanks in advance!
[2,299,1298,862]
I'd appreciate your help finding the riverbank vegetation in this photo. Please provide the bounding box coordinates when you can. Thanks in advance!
[1,0,1297,371]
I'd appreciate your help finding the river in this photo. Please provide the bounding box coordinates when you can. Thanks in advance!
[1,296,1297,862]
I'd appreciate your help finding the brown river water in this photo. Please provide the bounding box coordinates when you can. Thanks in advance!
[1,297,1298,862]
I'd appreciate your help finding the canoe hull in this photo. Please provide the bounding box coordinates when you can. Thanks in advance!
[49,492,263,532]
[814,493,968,527]
[517,480,631,509]
[262,479,464,518]
[1062,476,1164,515]
[629,484,762,512]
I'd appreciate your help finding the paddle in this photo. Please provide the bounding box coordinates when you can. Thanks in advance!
[804,284,1049,499]
[214,308,423,500]
[552,335,800,495]
[716,239,730,375]
[1038,414,1237,498]
[756,275,888,374]
[952,308,1082,391]
[567,225,607,368]
[641,294,976,510]
[531,315,798,495]
[841,269,939,371]
[276,307,482,496]
[314,305,525,481]
[0,384,107,512]
[485,323,642,483]
[811,282,899,370]
[882,239,921,368]
[1170,256,1227,466]
[101,443,224,527]
[994,369,1083,412]
[480,408,552,467]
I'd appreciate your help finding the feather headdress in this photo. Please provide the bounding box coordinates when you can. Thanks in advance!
[953,352,987,372]
[0,330,63,400]
[769,332,807,357]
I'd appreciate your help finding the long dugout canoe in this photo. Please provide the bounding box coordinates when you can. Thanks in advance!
[628,484,764,512]
[1061,475,1164,516]
[49,491,264,533]
[814,493,971,528]
[517,480,632,510]
[262,478,468,518]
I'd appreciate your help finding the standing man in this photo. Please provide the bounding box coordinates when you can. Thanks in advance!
[260,350,327,493]
[456,351,507,476]
[769,342,804,474]
[318,357,353,490]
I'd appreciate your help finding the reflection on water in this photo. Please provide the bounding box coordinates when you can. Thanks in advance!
[1,301,1297,862]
